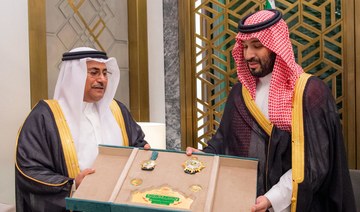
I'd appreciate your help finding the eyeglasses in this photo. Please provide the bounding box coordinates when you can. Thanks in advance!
[87,68,112,79]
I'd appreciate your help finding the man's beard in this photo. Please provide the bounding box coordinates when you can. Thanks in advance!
[248,52,276,78]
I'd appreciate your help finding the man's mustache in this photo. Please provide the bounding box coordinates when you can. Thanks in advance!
[246,58,260,63]
[92,83,104,89]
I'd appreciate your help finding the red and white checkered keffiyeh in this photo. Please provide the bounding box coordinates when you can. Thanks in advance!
[232,10,303,131]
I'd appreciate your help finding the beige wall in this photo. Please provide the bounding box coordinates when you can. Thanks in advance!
[0,0,30,205]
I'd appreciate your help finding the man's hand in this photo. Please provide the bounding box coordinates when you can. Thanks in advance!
[185,147,203,156]
[75,168,95,188]
[251,195,271,212]
[144,144,151,150]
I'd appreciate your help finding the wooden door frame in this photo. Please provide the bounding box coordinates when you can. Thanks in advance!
[344,0,358,169]
[28,0,47,106]
[354,0,360,168]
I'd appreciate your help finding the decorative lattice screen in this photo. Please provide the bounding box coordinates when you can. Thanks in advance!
[193,0,343,147]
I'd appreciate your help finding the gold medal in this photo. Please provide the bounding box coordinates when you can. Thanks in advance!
[189,184,202,192]
[141,151,159,171]
[130,178,143,186]
[183,157,205,174]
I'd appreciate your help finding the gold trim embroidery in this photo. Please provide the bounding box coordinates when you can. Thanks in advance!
[110,100,129,146]
[290,73,311,212]
[15,99,131,186]
[242,87,273,136]
[44,100,80,179]
[15,102,70,187]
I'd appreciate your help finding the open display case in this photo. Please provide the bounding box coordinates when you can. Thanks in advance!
[66,145,258,211]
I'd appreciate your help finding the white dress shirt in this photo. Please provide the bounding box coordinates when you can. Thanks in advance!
[76,102,103,170]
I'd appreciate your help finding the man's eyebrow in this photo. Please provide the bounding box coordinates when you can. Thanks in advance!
[250,40,262,44]
[88,67,107,71]
[241,39,261,45]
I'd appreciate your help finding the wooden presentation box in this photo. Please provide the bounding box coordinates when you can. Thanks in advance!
[66,145,258,212]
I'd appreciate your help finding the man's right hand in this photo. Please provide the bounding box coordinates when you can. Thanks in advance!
[185,147,203,156]
[75,168,95,188]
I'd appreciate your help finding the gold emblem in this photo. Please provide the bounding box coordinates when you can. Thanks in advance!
[141,160,156,170]
[183,157,205,174]
[131,186,193,209]
[130,178,143,186]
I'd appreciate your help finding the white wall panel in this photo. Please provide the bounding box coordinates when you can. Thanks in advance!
[0,0,30,205]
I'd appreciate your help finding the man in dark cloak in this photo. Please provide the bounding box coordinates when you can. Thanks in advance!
[15,47,150,212]
[187,10,355,212]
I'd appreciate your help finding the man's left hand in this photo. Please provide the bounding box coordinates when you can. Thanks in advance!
[75,168,96,188]
[251,195,271,212]
[144,144,151,150]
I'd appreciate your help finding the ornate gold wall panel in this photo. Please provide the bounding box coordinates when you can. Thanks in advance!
[128,0,150,121]
[180,0,358,167]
